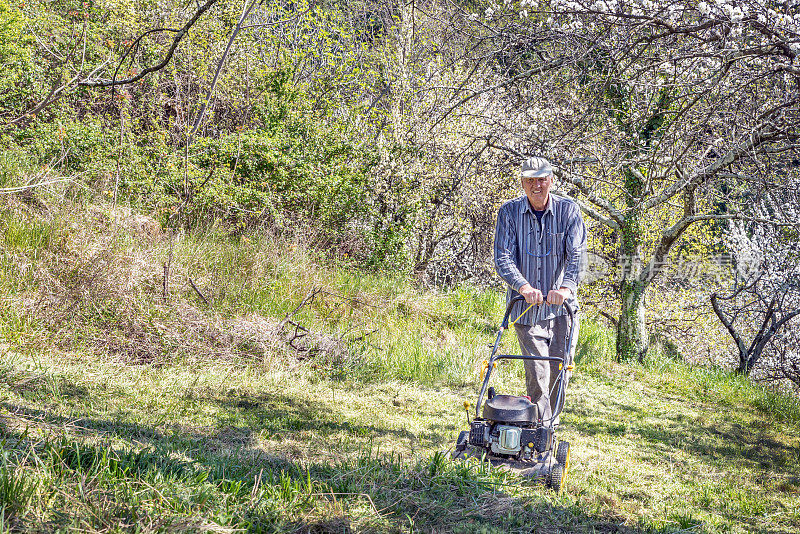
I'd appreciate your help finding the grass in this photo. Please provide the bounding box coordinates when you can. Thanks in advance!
[0,194,799,532]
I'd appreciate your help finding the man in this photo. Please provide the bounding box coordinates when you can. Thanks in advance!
[494,156,587,426]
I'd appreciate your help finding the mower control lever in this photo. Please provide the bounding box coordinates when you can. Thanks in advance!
[501,295,576,329]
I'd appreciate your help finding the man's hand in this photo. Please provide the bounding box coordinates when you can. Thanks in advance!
[546,287,572,306]
[519,283,544,305]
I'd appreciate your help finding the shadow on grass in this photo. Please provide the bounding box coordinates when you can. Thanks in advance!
[0,367,90,401]
[0,399,659,533]
[206,391,418,440]
[568,392,800,471]
[564,395,800,533]
[634,419,800,470]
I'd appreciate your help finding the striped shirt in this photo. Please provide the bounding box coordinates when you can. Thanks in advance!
[494,194,587,325]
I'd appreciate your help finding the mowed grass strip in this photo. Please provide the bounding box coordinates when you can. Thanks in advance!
[1,341,799,533]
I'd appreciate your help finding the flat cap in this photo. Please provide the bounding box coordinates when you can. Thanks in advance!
[521,157,554,178]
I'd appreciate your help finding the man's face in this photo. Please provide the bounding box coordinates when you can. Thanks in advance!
[521,173,553,209]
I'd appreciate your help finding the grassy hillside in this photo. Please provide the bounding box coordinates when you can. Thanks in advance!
[1,194,799,533]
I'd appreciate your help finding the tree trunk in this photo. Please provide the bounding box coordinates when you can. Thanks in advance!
[617,277,648,362]
[711,292,751,375]
[391,1,414,131]
[735,302,777,375]
[616,168,649,362]
[735,355,755,375]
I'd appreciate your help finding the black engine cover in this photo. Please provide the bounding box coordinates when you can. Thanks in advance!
[482,394,538,424]
[521,426,552,452]
[469,421,489,446]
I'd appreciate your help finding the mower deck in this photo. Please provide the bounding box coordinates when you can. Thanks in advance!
[452,443,556,479]
[451,429,565,487]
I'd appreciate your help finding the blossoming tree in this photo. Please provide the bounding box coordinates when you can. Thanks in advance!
[711,188,800,376]
[442,0,800,361]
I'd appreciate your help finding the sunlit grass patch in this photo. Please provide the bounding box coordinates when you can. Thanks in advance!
[574,313,616,367]
[2,217,52,253]
[637,352,800,427]
[0,351,587,532]
[2,332,800,532]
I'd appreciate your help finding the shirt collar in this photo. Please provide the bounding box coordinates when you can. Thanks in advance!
[522,194,555,215]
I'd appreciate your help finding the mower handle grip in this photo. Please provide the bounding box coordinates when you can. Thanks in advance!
[501,294,575,329]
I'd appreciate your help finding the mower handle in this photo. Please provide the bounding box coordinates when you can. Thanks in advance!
[475,294,578,425]
[493,296,575,357]
[501,294,576,328]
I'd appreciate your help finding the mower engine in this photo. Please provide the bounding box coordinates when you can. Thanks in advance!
[466,393,552,461]
[469,419,552,459]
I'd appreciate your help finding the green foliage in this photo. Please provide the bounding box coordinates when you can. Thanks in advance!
[8,116,116,183]
[193,119,374,232]
[0,0,37,122]
[364,219,412,269]
[6,115,376,253]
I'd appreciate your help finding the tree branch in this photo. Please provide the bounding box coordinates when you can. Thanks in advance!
[551,188,621,230]
[554,169,625,228]
[642,125,778,211]
[79,0,218,87]
[710,292,748,364]
[189,0,270,140]
[637,212,786,286]
[427,56,568,133]
[6,52,112,127]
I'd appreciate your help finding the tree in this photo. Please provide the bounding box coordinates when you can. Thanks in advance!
[433,0,800,360]
[765,327,800,392]
[711,189,800,376]
[3,0,221,129]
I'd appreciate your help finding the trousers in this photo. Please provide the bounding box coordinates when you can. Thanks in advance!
[514,314,579,426]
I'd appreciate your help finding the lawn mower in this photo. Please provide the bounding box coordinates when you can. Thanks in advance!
[451,295,576,492]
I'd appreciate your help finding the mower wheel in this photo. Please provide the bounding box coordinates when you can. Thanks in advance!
[548,463,565,493]
[556,440,571,474]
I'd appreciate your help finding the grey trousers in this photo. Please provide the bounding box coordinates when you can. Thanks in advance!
[514,314,579,426]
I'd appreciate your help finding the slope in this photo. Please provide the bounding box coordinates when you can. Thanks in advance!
[0,195,798,533]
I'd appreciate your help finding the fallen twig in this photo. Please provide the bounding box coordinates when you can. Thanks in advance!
[0,177,76,194]
[188,277,211,307]
[275,287,321,334]
[162,233,174,304]
[347,329,378,344]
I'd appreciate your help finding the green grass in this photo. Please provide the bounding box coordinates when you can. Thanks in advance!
[1,197,799,532]
[2,342,798,532]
